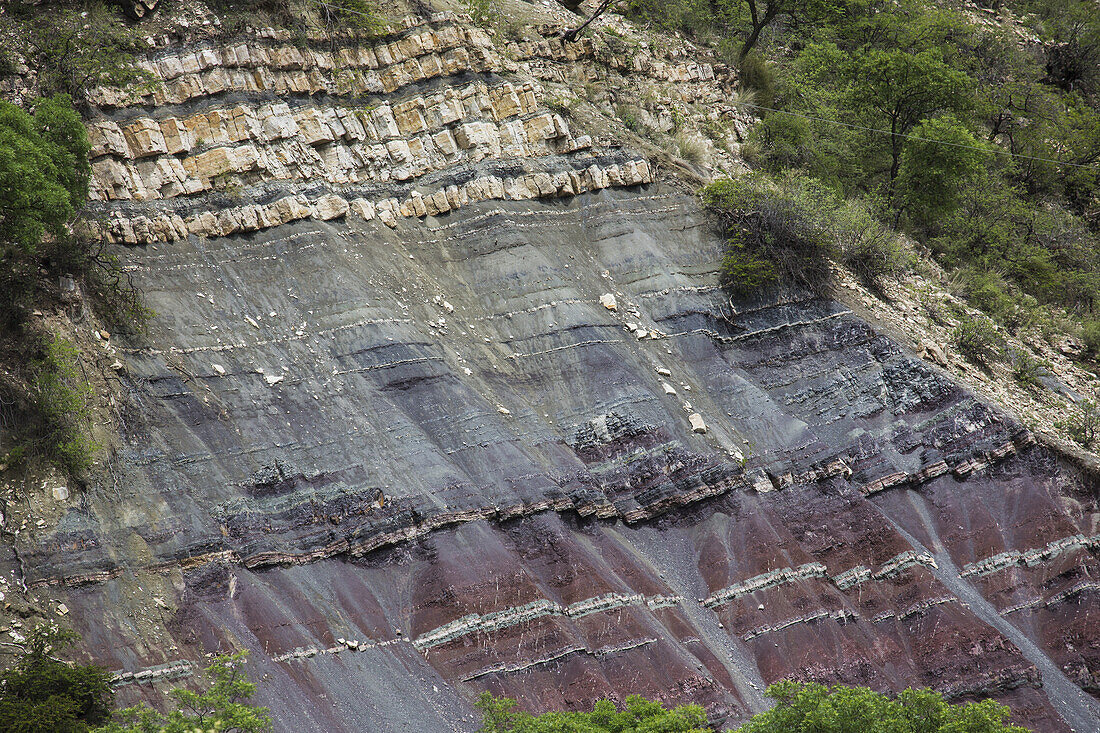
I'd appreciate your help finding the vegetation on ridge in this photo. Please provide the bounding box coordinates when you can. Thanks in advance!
[632,0,1100,380]
[0,626,269,733]
[0,1,159,476]
[475,682,1029,732]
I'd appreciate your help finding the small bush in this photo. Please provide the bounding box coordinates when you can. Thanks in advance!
[98,651,270,732]
[1008,348,1045,390]
[615,104,643,132]
[465,0,502,29]
[952,315,1002,365]
[0,626,113,732]
[702,172,905,297]
[1082,320,1100,358]
[701,172,835,296]
[3,2,153,102]
[25,336,98,474]
[676,132,705,163]
[1057,400,1100,448]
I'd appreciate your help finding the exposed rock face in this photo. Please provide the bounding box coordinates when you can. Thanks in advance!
[12,13,1099,733]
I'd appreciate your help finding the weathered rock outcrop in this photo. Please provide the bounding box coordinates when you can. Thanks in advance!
[5,10,1098,733]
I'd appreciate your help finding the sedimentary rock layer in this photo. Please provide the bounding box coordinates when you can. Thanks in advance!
[15,13,1098,733]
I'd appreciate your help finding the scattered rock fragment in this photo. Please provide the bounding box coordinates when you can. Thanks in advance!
[662,382,677,395]
[917,338,948,367]
[599,293,617,311]
[689,413,707,433]
[212,363,226,376]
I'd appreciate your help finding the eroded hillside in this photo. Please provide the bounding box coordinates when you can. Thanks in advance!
[0,2,1098,732]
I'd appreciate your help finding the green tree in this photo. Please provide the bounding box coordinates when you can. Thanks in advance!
[2,1,151,102]
[476,693,710,732]
[847,49,975,188]
[895,115,992,226]
[94,652,270,733]
[0,626,114,733]
[0,94,90,324]
[738,682,1027,733]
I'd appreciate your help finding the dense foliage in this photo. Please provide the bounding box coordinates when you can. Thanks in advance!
[0,1,152,102]
[476,693,711,732]
[701,171,905,295]
[93,652,271,733]
[630,0,1100,345]
[477,683,1029,733]
[0,95,90,319]
[0,7,156,474]
[0,627,113,733]
[740,681,1028,733]
[0,96,102,473]
[0,630,269,733]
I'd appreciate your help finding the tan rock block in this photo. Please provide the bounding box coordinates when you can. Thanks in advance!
[490,85,522,120]
[190,211,217,236]
[432,130,458,157]
[122,118,169,158]
[376,199,398,227]
[159,118,191,155]
[337,109,366,141]
[216,209,240,236]
[313,194,349,220]
[259,103,298,140]
[445,185,463,210]
[271,45,306,70]
[523,114,557,142]
[183,147,235,179]
[371,106,401,138]
[440,48,470,75]
[91,158,136,200]
[179,52,202,75]
[454,121,497,149]
[385,139,412,164]
[89,122,131,158]
[393,101,428,136]
[158,54,185,79]
[295,108,334,145]
[349,198,375,220]
[419,53,443,80]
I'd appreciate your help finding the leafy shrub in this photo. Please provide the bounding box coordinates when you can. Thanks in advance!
[615,104,643,132]
[25,336,98,474]
[476,693,709,732]
[1082,320,1100,358]
[955,268,1034,332]
[702,173,835,296]
[1057,400,1100,448]
[95,652,270,732]
[1,95,91,325]
[476,683,1027,732]
[1008,348,1045,390]
[740,681,1027,733]
[0,626,113,733]
[702,172,905,297]
[952,315,1002,365]
[3,2,152,102]
[465,0,502,29]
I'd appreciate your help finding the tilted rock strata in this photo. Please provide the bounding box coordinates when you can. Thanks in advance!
[10,12,1098,733]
